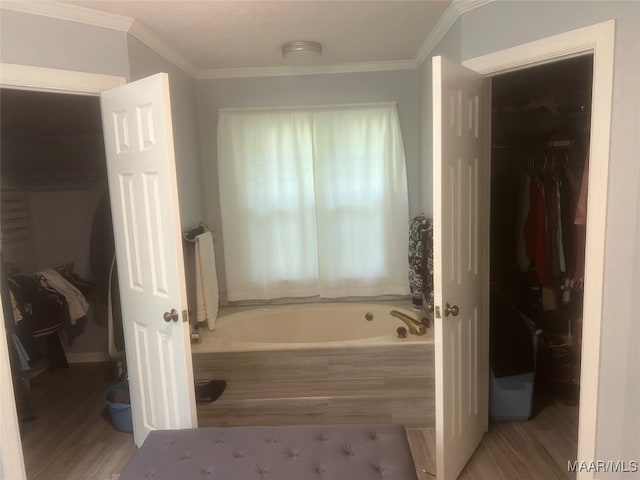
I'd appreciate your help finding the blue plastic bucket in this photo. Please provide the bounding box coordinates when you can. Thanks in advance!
[104,381,133,432]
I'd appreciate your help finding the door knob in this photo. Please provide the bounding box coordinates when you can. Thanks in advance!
[444,303,459,317]
[163,309,179,322]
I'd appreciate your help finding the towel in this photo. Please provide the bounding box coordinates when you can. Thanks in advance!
[10,291,22,324]
[194,231,219,330]
[36,269,89,325]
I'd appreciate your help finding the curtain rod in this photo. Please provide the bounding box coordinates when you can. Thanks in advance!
[219,101,397,115]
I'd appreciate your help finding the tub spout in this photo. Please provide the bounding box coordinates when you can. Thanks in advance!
[390,310,427,335]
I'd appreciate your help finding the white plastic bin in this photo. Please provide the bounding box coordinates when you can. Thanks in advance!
[490,313,541,422]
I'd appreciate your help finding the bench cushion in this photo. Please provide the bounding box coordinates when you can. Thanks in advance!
[118,424,418,479]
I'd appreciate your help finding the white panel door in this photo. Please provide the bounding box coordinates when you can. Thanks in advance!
[432,55,490,479]
[101,73,197,446]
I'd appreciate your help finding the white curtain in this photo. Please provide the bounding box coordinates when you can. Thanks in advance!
[218,103,409,301]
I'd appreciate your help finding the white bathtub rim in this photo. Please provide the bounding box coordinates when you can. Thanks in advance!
[192,300,433,353]
[193,330,432,353]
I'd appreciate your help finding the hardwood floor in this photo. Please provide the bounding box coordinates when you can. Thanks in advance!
[407,394,579,479]
[17,363,576,480]
[19,363,136,480]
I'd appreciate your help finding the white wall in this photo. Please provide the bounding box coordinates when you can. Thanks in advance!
[0,9,129,78]
[418,18,462,217]
[458,1,640,471]
[28,188,105,279]
[196,70,420,297]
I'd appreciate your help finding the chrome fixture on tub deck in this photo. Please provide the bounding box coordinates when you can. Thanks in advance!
[390,310,427,335]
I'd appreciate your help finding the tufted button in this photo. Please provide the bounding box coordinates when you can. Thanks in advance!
[287,448,300,458]
[181,451,193,461]
[164,437,175,446]
[212,438,225,444]
[200,466,214,477]
[256,465,271,475]
[233,449,248,459]
[343,444,356,457]
[317,432,329,441]
[372,462,386,473]
[316,464,327,474]
[265,437,278,444]
[369,431,381,441]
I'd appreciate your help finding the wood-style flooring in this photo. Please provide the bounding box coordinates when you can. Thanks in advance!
[194,343,434,428]
[407,394,579,480]
[19,363,136,480]
[17,362,577,480]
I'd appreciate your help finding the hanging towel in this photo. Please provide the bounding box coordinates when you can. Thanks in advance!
[195,231,219,330]
[36,269,89,325]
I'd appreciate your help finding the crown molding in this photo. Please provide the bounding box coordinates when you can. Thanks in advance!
[0,1,133,31]
[129,20,199,78]
[414,0,494,68]
[453,0,495,14]
[414,1,461,67]
[0,1,198,78]
[197,59,418,80]
[1,0,495,80]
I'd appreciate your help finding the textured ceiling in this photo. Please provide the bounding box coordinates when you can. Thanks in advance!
[63,1,451,69]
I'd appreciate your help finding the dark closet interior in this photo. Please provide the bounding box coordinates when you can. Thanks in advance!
[0,88,122,433]
[489,55,593,414]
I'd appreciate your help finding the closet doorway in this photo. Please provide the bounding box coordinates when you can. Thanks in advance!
[488,54,593,467]
[457,21,615,473]
[0,87,131,479]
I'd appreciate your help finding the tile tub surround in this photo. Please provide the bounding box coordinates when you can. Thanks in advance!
[192,303,434,428]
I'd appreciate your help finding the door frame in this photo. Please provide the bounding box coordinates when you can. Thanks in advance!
[463,20,614,479]
[0,300,26,479]
[0,63,126,479]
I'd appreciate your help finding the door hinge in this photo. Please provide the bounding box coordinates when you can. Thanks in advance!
[435,306,442,319]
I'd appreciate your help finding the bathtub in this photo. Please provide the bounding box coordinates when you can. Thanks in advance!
[193,301,432,352]
[192,301,435,428]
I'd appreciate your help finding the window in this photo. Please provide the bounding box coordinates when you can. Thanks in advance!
[218,103,409,301]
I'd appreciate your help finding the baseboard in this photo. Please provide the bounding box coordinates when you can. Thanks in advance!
[65,352,112,364]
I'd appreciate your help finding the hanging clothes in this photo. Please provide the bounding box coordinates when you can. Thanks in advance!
[543,173,561,281]
[524,176,547,284]
[559,167,577,279]
[516,174,531,272]
[35,269,89,325]
[575,156,589,225]
[554,174,566,274]
[518,152,588,291]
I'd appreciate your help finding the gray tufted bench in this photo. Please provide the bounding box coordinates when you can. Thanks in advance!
[118,424,418,479]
